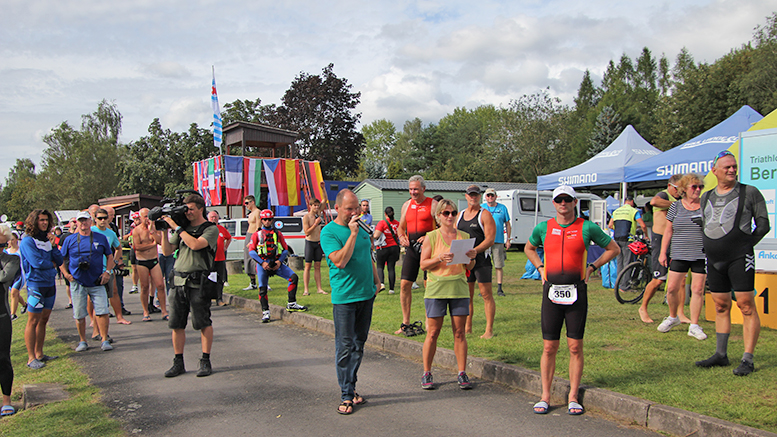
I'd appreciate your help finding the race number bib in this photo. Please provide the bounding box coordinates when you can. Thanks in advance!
[548,284,577,305]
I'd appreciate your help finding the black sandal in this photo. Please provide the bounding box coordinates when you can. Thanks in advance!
[401,323,417,337]
[337,401,354,415]
[410,321,425,335]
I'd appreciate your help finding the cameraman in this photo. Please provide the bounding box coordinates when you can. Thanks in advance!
[60,212,114,352]
[160,194,218,378]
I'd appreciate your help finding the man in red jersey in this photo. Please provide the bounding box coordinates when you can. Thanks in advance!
[396,175,437,337]
[525,185,619,416]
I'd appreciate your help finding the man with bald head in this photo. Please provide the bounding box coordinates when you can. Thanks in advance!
[132,208,168,321]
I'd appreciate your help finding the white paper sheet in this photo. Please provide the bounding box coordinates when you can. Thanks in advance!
[449,238,476,264]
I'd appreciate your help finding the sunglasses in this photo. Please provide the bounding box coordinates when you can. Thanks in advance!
[689,184,704,190]
[96,216,108,220]
[261,218,273,221]
[244,201,253,205]
[439,210,458,217]
[553,196,575,204]
[712,150,734,167]
[485,193,495,197]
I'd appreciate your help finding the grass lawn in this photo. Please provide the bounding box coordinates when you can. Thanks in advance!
[0,321,124,437]
[229,250,777,433]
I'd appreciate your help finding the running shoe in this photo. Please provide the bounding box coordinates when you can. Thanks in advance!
[421,372,434,390]
[457,372,472,390]
[695,353,729,368]
[262,310,271,323]
[733,360,754,376]
[9,314,17,321]
[687,325,707,341]
[27,359,45,369]
[75,342,88,352]
[388,290,395,294]
[242,284,257,291]
[129,285,139,294]
[657,316,680,333]
[286,302,308,312]
[101,341,113,351]
[411,282,420,290]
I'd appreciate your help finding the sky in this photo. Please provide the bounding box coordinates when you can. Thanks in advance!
[2,0,776,184]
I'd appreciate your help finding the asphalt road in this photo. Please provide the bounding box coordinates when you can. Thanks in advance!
[46,278,659,437]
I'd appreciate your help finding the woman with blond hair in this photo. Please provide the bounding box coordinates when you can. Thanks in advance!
[657,173,708,341]
[419,199,476,390]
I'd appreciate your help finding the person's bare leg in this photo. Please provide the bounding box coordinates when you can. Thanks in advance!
[87,297,98,337]
[149,266,168,317]
[138,265,151,318]
[96,315,110,342]
[735,292,760,355]
[567,338,584,412]
[303,262,312,295]
[480,282,495,339]
[665,271,683,319]
[451,315,468,371]
[466,282,475,334]
[9,289,20,316]
[76,318,87,342]
[314,262,326,294]
[639,278,663,323]
[711,293,733,334]
[34,309,51,359]
[109,277,130,324]
[200,326,213,354]
[25,313,41,364]
[172,329,186,354]
[677,276,691,323]
[538,340,559,408]
[689,273,706,325]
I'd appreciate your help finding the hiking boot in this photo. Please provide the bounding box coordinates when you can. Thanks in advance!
[101,341,113,351]
[687,325,707,341]
[733,360,754,376]
[196,358,212,377]
[657,316,680,333]
[262,310,271,323]
[243,284,257,291]
[458,372,472,390]
[75,341,88,352]
[286,302,307,312]
[164,358,186,377]
[421,372,434,390]
[695,353,729,368]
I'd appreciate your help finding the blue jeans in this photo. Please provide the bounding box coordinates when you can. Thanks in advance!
[333,297,374,402]
[159,254,175,294]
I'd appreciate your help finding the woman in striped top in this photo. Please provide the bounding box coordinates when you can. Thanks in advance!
[657,173,708,340]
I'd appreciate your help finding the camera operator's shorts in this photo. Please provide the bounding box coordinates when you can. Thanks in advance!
[168,284,212,331]
[71,283,109,320]
[26,285,56,314]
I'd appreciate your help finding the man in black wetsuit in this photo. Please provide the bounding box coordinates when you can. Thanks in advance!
[695,151,770,376]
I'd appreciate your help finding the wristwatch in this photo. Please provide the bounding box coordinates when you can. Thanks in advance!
[587,263,597,271]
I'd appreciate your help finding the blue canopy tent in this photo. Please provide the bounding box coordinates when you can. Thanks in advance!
[537,125,661,192]
[624,105,763,187]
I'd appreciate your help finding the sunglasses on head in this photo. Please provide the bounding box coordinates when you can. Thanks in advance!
[712,150,734,167]
[439,210,458,217]
[553,196,575,204]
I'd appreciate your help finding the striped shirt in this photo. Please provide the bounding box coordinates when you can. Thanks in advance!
[666,200,705,261]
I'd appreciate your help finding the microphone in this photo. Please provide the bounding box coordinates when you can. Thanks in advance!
[356,219,372,235]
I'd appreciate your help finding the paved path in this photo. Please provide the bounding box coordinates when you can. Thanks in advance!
[46,279,658,436]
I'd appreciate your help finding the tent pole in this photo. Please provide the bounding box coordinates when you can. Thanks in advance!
[620,182,627,204]
[534,190,539,227]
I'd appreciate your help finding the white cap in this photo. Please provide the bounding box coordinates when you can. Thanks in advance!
[552,185,577,200]
[76,211,91,220]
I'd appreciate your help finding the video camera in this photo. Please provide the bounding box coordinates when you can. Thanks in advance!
[148,189,199,230]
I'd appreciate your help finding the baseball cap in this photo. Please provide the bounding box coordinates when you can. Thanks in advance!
[15,221,23,227]
[484,188,496,196]
[76,211,91,220]
[552,185,577,200]
[625,195,635,201]
[466,185,481,195]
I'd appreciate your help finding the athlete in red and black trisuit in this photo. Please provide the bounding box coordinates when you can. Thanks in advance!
[525,185,619,416]
[396,176,438,336]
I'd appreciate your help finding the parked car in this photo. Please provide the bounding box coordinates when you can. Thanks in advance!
[219,216,306,262]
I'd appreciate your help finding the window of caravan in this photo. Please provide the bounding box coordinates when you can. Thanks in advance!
[223,221,236,236]
[519,198,536,213]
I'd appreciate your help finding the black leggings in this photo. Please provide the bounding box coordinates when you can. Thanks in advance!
[0,316,12,396]
[375,245,400,290]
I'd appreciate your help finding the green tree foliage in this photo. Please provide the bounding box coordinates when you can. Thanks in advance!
[738,12,777,115]
[36,100,123,210]
[221,98,277,128]
[588,106,623,157]
[118,119,217,197]
[361,119,397,178]
[273,64,364,179]
[0,159,38,221]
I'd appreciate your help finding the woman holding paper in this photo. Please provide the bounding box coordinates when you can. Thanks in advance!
[419,199,477,390]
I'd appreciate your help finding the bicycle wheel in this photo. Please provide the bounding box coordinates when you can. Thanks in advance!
[614,261,649,304]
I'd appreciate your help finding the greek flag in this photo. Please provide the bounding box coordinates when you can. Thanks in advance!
[211,66,223,154]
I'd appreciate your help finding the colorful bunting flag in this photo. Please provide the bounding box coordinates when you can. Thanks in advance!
[224,155,244,205]
[207,156,222,206]
[263,158,301,206]
[302,160,325,202]
[243,157,263,199]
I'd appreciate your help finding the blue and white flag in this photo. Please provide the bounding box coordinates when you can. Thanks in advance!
[211,66,223,154]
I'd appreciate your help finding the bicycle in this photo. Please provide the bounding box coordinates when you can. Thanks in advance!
[614,235,651,304]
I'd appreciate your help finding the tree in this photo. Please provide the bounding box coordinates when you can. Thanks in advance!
[361,119,397,178]
[0,158,38,220]
[37,100,124,209]
[221,98,278,128]
[588,106,623,156]
[274,64,364,178]
[739,12,777,115]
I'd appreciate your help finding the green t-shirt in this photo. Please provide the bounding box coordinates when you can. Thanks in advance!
[529,219,612,249]
[169,222,219,286]
[320,221,376,305]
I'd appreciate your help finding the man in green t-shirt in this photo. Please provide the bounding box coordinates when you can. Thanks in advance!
[160,194,219,379]
[320,189,380,415]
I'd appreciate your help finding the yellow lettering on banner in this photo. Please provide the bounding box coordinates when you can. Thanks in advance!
[705,272,777,329]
